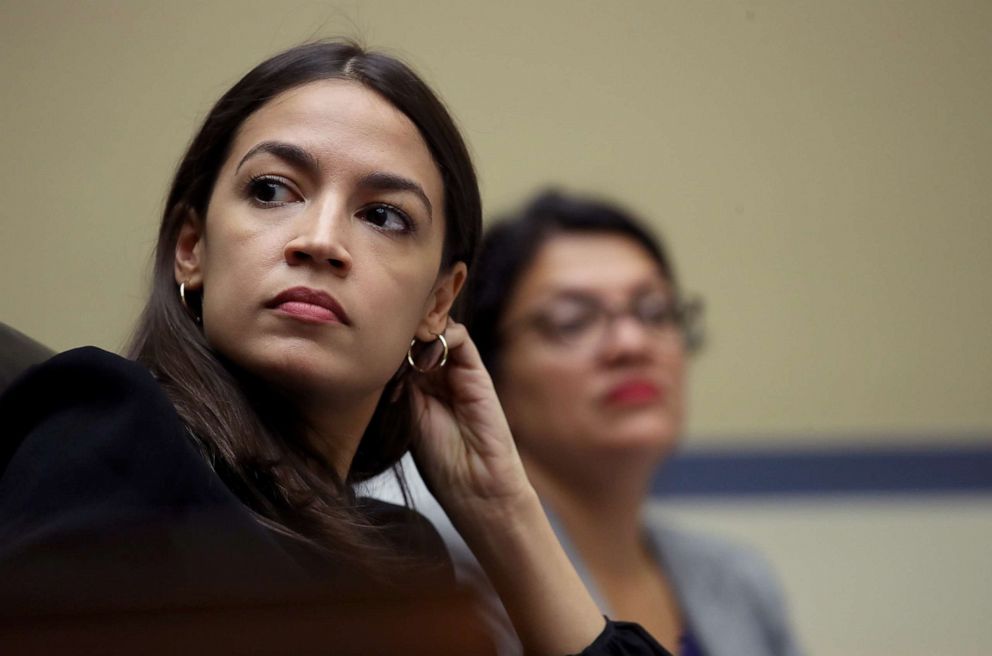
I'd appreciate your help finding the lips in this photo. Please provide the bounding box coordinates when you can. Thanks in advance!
[604,379,662,406]
[266,287,351,325]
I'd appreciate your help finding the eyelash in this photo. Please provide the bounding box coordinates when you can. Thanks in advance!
[245,175,299,207]
[243,175,416,234]
[357,203,416,234]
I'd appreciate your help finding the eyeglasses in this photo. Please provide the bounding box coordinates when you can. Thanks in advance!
[506,291,704,353]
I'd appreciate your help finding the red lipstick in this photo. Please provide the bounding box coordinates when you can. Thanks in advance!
[267,287,350,325]
[604,379,661,406]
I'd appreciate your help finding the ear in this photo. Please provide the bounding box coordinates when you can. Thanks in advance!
[415,261,467,339]
[174,209,205,288]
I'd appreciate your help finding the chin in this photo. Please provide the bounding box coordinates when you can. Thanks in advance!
[221,342,332,391]
[609,432,678,454]
[601,417,681,454]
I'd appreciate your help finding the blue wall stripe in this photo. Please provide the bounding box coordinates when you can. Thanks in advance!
[651,444,992,497]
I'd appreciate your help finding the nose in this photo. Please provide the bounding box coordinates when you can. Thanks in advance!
[283,199,353,276]
[598,313,653,364]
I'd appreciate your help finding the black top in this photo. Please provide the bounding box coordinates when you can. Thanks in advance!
[0,347,671,656]
[0,322,54,396]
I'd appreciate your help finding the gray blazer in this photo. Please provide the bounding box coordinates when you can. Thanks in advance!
[366,456,803,656]
[593,514,804,656]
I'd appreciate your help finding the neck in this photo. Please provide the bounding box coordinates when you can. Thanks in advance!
[294,387,383,481]
[227,356,383,482]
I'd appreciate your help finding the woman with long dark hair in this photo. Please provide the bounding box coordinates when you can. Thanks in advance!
[0,42,670,654]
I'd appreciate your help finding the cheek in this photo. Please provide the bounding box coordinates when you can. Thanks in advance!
[667,349,688,401]
[197,230,279,349]
[201,216,277,287]
[360,255,437,327]
[361,282,424,370]
[348,256,441,369]
[497,351,591,435]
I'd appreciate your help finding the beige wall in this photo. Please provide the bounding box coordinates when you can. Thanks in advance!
[656,497,992,656]
[2,1,989,443]
[3,2,992,653]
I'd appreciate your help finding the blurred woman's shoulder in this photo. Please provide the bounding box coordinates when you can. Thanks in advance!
[647,514,777,589]
[644,512,804,656]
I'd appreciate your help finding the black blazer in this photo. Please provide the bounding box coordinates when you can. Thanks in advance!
[0,347,452,616]
[0,322,54,396]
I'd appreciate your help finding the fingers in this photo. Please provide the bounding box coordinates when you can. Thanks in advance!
[408,320,498,408]
[438,321,484,370]
[411,321,482,375]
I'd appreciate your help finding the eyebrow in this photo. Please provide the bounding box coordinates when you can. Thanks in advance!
[542,281,672,304]
[544,290,601,304]
[358,171,433,220]
[234,142,433,220]
[236,141,320,176]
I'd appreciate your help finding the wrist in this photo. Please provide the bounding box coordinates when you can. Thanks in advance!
[444,477,542,538]
[444,479,605,656]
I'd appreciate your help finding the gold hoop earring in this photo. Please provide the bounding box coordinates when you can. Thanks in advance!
[179,281,201,323]
[407,332,448,373]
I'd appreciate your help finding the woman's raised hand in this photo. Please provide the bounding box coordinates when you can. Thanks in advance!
[408,321,533,514]
[407,321,610,655]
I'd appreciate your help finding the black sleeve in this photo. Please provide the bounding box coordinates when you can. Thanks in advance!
[0,347,309,615]
[574,619,675,656]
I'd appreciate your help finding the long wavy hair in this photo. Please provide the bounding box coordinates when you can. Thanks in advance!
[127,41,481,573]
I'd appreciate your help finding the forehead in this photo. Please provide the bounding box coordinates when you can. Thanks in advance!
[514,232,668,302]
[229,79,444,202]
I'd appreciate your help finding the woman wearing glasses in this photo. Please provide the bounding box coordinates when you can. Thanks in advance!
[460,190,803,656]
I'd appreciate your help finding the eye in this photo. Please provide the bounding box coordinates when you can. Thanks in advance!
[636,293,678,326]
[536,302,600,340]
[358,204,414,233]
[246,176,300,206]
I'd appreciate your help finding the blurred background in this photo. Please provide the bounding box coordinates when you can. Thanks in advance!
[2,1,990,653]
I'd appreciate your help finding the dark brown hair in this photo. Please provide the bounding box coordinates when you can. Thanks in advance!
[127,41,480,571]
